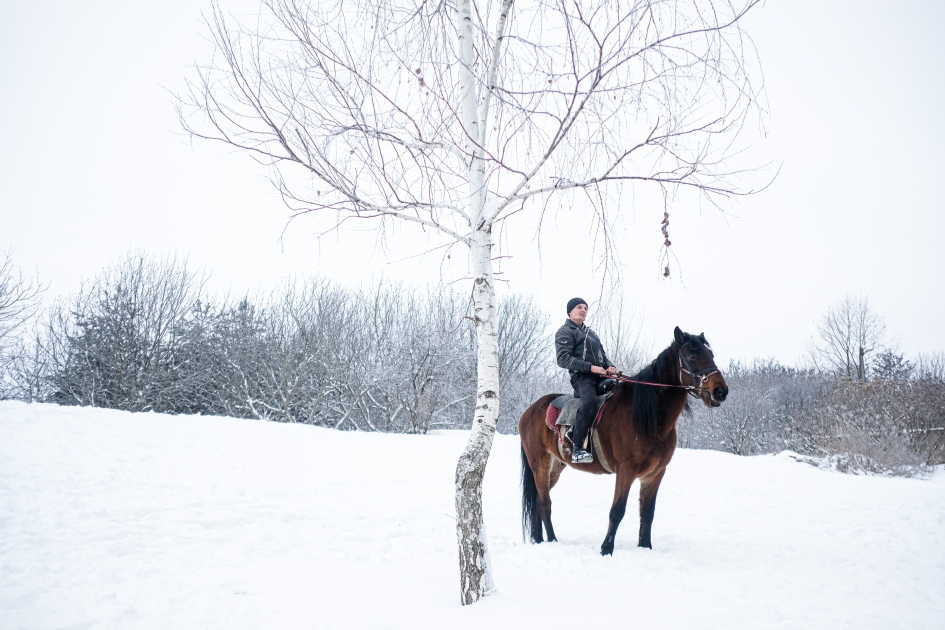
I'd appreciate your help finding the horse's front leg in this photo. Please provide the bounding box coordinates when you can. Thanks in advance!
[638,467,667,549]
[600,470,635,556]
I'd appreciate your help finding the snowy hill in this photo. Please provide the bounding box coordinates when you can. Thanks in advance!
[1,402,943,629]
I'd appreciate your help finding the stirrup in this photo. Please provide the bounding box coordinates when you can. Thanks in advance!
[572,448,594,464]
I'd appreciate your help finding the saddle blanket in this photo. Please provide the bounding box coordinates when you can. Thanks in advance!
[544,393,614,473]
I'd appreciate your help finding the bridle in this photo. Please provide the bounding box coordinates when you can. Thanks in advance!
[610,342,721,400]
[676,346,721,399]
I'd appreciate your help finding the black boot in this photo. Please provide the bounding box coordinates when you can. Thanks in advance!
[572,447,593,464]
[567,426,594,464]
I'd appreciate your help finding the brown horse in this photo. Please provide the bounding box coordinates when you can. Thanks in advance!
[519,326,728,555]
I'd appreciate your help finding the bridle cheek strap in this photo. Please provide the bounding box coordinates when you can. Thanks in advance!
[678,352,720,398]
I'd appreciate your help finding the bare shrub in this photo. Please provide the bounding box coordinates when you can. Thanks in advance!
[679,360,828,455]
[808,378,945,472]
[681,359,945,474]
[2,323,53,403]
[495,294,557,433]
[0,251,44,397]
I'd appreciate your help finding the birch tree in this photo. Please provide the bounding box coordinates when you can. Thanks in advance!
[179,0,766,604]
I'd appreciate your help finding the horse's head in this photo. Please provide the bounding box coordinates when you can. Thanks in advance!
[673,326,728,407]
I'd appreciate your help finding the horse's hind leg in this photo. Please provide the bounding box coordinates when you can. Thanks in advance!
[638,467,667,549]
[600,470,636,556]
[549,457,566,489]
[531,454,558,543]
[522,446,546,543]
[523,446,559,543]
[536,455,560,542]
[541,458,566,542]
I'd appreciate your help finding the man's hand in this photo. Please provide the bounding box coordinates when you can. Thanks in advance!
[591,365,607,376]
[606,366,618,376]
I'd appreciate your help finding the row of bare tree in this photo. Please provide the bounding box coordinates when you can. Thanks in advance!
[0,253,558,433]
[679,358,945,472]
[1,252,942,473]
[679,294,945,472]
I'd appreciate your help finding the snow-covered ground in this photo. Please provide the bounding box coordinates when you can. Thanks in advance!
[1,402,943,629]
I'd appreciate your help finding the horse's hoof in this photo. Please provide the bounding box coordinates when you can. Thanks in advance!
[600,547,613,556]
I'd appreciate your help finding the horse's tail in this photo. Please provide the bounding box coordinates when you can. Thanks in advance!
[521,443,542,543]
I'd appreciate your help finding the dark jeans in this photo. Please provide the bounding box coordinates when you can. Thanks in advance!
[570,372,601,451]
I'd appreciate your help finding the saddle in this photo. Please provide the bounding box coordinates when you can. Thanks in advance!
[544,378,616,473]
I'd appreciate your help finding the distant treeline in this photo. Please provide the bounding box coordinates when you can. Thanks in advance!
[679,359,945,473]
[1,253,560,433]
[0,252,943,473]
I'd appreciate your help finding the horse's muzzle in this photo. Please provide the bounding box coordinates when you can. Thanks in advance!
[710,384,728,407]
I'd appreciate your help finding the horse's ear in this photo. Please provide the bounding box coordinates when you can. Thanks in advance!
[699,333,706,342]
[673,326,685,346]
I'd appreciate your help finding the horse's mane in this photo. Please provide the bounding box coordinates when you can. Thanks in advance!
[627,342,683,437]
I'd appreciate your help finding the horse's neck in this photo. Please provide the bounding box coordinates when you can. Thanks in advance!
[658,350,688,431]
[663,390,688,422]
[658,345,682,386]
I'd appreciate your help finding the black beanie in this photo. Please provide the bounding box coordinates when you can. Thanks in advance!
[567,297,588,314]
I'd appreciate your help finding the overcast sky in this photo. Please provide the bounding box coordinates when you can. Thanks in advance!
[2,0,943,366]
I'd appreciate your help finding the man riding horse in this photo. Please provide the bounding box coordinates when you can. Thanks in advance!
[555,297,618,464]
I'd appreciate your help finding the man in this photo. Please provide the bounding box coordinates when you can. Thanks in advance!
[555,298,618,464]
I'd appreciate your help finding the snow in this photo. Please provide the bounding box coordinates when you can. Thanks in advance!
[1,401,943,629]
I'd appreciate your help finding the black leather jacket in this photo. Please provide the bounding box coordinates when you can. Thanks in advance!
[555,319,613,374]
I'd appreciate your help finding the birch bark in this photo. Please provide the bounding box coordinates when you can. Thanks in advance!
[453,0,512,605]
[454,228,499,604]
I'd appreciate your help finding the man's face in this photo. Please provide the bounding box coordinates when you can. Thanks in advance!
[569,303,588,325]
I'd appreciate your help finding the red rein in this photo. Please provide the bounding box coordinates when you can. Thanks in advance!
[610,374,694,390]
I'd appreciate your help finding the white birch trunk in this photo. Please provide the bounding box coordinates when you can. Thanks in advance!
[453,0,513,606]
[455,227,499,605]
